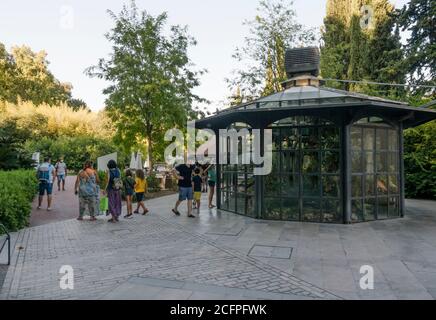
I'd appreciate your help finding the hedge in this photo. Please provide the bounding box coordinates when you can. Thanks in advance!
[0,170,38,233]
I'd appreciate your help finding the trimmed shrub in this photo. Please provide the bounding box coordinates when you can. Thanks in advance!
[146,174,160,192]
[0,170,38,233]
[404,121,436,199]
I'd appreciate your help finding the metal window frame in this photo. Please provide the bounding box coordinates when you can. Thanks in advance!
[349,122,401,223]
[262,117,342,223]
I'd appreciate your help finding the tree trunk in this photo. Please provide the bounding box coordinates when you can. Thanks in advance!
[145,120,153,172]
[147,138,154,173]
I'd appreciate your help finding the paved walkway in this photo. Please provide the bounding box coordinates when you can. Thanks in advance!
[29,176,78,227]
[1,194,436,300]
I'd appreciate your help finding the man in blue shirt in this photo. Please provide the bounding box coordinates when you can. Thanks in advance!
[36,157,56,211]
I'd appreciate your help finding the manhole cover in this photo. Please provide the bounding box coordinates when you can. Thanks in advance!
[248,244,293,259]
[110,229,131,236]
[206,227,243,236]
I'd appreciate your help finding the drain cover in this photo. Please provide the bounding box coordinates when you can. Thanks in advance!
[248,245,293,259]
[110,229,131,236]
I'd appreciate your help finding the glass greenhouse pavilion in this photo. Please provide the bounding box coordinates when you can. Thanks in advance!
[195,48,436,224]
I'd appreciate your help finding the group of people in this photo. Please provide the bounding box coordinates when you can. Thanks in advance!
[36,156,217,222]
[36,157,149,223]
[74,159,149,223]
[172,162,216,218]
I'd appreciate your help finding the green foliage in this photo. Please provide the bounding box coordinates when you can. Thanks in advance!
[0,43,81,106]
[86,1,206,169]
[146,173,160,192]
[0,120,33,170]
[398,0,435,199]
[404,120,436,199]
[67,98,89,111]
[0,100,128,172]
[321,0,436,200]
[319,15,350,90]
[398,0,436,94]
[0,43,19,102]
[226,0,317,102]
[97,170,107,189]
[24,135,127,172]
[321,0,406,96]
[0,170,38,232]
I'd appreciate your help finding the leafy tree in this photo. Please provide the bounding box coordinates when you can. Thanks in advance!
[321,0,435,199]
[87,1,205,168]
[321,0,406,97]
[1,100,125,171]
[399,0,436,200]
[226,0,317,102]
[0,42,19,102]
[10,45,72,106]
[1,101,113,140]
[0,119,33,170]
[404,118,436,199]
[23,135,128,172]
[67,98,89,111]
[319,5,350,90]
[398,0,436,96]
[1,43,81,107]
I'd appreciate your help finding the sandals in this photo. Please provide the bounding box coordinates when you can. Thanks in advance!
[133,210,139,214]
[172,208,181,216]
[124,214,133,219]
[188,214,196,218]
[142,209,149,216]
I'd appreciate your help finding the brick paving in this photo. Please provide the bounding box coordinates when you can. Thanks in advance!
[1,193,436,300]
[29,176,79,227]
[0,211,339,300]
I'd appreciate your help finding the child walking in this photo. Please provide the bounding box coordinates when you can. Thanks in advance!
[123,169,135,218]
[192,168,202,213]
[134,169,149,215]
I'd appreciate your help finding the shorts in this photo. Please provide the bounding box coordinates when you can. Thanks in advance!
[125,188,134,196]
[39,182,53,196]
[179,187,193,201]
[208,180,216,187]
[135,192,145,202]
[57,174,65,181]
[194,191,201,201]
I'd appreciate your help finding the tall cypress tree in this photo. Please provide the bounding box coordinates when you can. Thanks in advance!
[321,0,405,98]
[398,0,435,98]
[320,1,351,90]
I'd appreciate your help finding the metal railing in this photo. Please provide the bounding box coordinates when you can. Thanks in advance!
[0,223,10,266]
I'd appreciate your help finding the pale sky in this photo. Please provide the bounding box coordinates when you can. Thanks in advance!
[0,0,408,112]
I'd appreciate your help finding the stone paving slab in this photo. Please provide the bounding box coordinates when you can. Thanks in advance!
[102,276,311,300]
[0,206,339,300]
[148,195,436,300]
[1,194,436,300]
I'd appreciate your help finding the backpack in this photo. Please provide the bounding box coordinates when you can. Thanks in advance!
[124,176,135,190]
[37,164,51,182]
[78,171,97,198]
[110,169,123,190]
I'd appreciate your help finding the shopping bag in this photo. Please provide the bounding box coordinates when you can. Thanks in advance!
[100,196,109,212]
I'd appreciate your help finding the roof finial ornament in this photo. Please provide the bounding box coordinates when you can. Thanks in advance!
[281,47,324,89]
